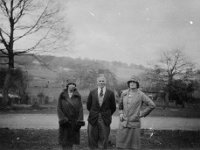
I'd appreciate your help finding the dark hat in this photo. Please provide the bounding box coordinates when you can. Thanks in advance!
[66,79,76,87]
[127,76,139,85]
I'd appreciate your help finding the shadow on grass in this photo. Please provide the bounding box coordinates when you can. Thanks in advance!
[0,128,200,150]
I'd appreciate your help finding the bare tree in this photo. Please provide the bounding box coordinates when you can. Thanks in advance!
[0,0,69,106]
[159,49,194,85]
[142,49,194,107]
[145,49,194,86]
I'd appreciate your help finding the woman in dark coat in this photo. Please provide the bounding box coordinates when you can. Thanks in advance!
[57,81,85,150]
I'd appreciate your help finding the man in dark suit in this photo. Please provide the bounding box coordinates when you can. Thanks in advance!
[87,74,116,149]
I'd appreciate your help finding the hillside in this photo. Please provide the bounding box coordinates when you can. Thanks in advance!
[14,54,147,84]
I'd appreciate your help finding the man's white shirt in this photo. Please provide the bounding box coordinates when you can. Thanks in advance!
[98,86,106,97]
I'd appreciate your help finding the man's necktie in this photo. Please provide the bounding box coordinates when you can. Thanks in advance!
[100,87,103,97]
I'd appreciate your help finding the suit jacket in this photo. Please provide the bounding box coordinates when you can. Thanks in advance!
[87,88,116,126]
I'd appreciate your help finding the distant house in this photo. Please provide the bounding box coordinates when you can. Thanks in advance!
[0,93,21,104]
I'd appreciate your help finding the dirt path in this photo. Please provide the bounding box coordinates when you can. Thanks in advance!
[0,114,200,130]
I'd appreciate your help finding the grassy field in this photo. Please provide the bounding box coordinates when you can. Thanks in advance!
[1,104,200,118]
[0,128,199,150]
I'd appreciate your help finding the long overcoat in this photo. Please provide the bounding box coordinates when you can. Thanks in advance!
[116,89,156,149]
[57,89,83,146]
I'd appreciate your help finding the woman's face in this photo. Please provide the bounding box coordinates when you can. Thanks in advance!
[129,81,137,89]
[68,84,76,92]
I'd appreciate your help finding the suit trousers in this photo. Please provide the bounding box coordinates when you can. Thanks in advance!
[87,113,110,149]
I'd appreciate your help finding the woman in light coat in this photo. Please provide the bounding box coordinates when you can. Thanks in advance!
[116,77,156,150]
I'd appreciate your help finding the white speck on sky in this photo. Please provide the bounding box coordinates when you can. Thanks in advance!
[88,11,95,17]
[52,0,200,68]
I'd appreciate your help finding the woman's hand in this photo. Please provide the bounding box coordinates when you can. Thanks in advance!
[119,114,124,121]
[59,118,71,127]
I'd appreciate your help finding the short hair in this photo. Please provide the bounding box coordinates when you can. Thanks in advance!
[127,81,139,88]
[97,74,106,82]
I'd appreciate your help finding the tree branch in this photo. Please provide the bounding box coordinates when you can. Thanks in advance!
[0,55,8,58]
[0,28,9,50]
[0,48,8,55]
[13,0,24,10]
[14,25,35,30]
[170,53,179,74]
[31,54,55,72]
[0,27,10,38]
[0,0,10,17]
[13,0,27,24]
[14,27,52,55]
[13,2,50,42]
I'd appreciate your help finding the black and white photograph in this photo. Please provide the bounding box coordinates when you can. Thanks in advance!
[0,0,200,149]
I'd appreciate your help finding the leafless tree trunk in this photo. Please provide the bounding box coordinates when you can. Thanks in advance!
[0,0,69,106]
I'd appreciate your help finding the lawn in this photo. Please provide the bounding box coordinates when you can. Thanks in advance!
[1,104,200,118]
[0,128,199,150]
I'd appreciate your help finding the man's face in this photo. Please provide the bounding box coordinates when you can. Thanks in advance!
[97,77,106,88]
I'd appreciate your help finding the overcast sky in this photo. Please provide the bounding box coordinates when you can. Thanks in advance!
[60,0,200,67]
